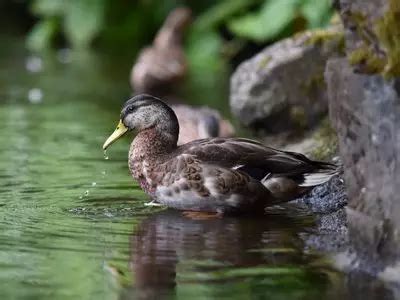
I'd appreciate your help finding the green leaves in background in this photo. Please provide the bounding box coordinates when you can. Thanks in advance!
[31,0,65,16]
[228,0,300,42]
[26,0,333,51]
[301,0,332,28]
[194,0,261,31]
[64,0,106,49]
[28,0,106,50]
[26,18,59,51]
[228,0,332,42]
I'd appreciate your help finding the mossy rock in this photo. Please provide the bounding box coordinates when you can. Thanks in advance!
[375,0,400,77]
[310,118,338,161]
[344,0,400,77]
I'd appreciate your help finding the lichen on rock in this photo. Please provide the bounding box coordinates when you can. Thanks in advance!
[375,0,400,76]
[310,118,339,161]
[341,0,400,77]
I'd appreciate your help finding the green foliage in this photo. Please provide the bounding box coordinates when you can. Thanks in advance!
[228,0,333,42]
[27,0,183,51]
[228,0,300,42]
[31,0,65,16]
[64,0,106,49]
[26,0,333,51]
[26,18,59,51]
[194,0,261,31]
[28,0,106,50]
[301,0,332,28]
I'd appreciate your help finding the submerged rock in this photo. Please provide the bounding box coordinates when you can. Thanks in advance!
[295,176,347,215]
[293,175,349,253]
[230,26,344,135]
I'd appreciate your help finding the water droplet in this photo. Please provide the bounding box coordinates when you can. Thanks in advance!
[79,196,83,200]
[25,56,42,73]
[28,88,43,104]
[104,150,109,160]
[91,182,97,187]
[101,170,106,176]
[84,190,89,196]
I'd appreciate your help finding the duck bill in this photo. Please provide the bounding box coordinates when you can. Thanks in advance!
[103,120,128,150]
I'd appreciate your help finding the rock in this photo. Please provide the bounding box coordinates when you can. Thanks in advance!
[326,57,400,272]
[293,175,349,253]
[294,175,347,215]
[337,0,400,77]
[230,26,344,134]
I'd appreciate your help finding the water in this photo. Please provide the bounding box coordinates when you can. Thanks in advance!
[0,36,395,300]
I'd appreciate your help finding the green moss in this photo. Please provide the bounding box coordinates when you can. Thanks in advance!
[289,106,307,129]
[310,118,338,160]
[347,0,400,77]
[258,55,271,69]
[346,11,387,73]
[375,0,400,77]
[303,28,344,50]
[301,71,326,97]
[348,46,386,73]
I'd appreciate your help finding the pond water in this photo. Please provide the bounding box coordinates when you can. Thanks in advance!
[0,36,394,300]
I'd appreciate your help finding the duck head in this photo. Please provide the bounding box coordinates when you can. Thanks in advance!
[103,94,179,150]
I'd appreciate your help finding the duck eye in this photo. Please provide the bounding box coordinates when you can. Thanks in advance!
[128,106,135,113]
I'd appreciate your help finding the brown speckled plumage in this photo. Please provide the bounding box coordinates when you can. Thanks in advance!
[105,94,338,214]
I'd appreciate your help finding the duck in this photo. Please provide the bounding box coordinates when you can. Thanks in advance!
[130,7,192,94]
[169,104,235,145]
[103,94,338,215]
[129,7,235,144]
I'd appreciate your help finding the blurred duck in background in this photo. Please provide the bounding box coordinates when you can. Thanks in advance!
[130,7,191,94]
[130,7,235,145]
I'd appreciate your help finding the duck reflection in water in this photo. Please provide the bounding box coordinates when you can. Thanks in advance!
[126,209,329,299]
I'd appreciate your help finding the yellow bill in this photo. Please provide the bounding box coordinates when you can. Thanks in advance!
[103,120,128,150]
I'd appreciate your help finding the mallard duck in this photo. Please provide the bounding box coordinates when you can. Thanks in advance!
[103,94,338,215]
[130,7,191,93]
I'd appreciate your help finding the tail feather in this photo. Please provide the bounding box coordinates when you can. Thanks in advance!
[298,166,339,187]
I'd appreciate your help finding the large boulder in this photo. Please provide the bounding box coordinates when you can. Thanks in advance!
[230,26,343,134]
[326,57,400,273]
[325,0,400,277]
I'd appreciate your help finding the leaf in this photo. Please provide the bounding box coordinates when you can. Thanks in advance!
[301,0,333,28]
[183,29,228,108]
[31,0,65,16]
[26,18,59,51]
[186,29,223,71]
[64,0,106,49]
[195,0,261,31]
[228,0,301,42]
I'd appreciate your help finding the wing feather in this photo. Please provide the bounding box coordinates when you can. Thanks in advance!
[177,138,337,182]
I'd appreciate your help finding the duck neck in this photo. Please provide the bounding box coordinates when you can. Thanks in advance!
[130,127,178,160]
[154,12,189,49]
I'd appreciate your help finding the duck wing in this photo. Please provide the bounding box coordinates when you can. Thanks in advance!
[178,137,338,187]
